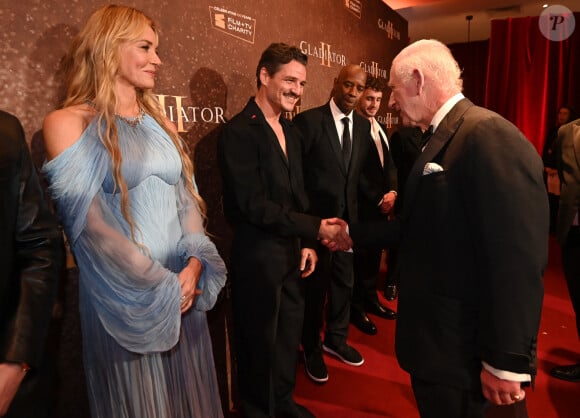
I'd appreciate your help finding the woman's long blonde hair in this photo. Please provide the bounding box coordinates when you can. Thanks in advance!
[61,4,206,244]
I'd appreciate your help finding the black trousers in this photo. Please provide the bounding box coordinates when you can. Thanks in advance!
[562,225,580,338]
[230,239,304,418]
[385,247,400,287]
[411,375,529,418]
[411,375,487,418]
[302,247,353,351]
[351,248,382,313]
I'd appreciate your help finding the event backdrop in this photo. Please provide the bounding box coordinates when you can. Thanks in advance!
[1,0,407,145]
[0,1,408,415]
[1,0,408,306]
[1,0,408,257]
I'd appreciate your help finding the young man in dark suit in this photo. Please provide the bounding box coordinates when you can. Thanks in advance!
[351,76,397,336]
[218,43,351,418]
[0,110,63,417]
[351,39,547,417]
[294,65,386,382]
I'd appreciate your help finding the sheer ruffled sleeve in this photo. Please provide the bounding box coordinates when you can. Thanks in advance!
[43,131,182,354]
[176,176,227,311]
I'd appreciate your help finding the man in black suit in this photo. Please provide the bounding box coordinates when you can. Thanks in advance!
[351,76,397,335]
[0,110,63,417]
[218,43,351,418]
[550,118,580,382]
[294,64,384,383]
[352,39,547,417]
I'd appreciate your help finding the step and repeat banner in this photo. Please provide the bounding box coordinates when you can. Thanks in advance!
[1,0,407,265]
[1,0,407,147]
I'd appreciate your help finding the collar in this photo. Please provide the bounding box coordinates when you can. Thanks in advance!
[430,93,465,132]
[372,117,386,134]
[247,96,286,125]
[330,97,353,124]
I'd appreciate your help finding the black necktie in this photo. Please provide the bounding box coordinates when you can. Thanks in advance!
[342,117,351,169]
[420,125,434,149]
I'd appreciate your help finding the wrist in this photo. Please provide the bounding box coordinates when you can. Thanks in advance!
[187,256,202,268]
[317,220,325,239]
[2,362,30,374]
[19,362,31,374]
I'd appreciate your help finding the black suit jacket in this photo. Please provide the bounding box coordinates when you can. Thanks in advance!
[0,110,62,368]
[217,98,321,257]
[293,102,379,222]
[389,126,422,213]
[396,98,547,388]
[358,121,397,221]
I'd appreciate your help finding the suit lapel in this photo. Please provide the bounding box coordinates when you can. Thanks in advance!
[322,105,347,176]
[349,117,363,175]
[349,113,372,178]
[269,127,290,168]
[378,131,391,175]
[402,98,473,218]
[245,100,289,168]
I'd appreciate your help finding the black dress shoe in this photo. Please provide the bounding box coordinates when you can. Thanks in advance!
[366,301,397,320]
[384,283,398,301]
[550,363,580,382]
[350,310,377,335]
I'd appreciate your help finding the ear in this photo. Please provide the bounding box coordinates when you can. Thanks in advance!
[259,67,270,87]
[330,77,339,97]
[411,69,425,96]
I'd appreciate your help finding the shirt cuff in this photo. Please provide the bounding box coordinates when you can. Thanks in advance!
[482,361,531,382]
[344,224,353,252]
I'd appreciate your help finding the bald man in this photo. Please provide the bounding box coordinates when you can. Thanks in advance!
[294,65,386,383]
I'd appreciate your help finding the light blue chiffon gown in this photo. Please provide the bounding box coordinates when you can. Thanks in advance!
[43,114,226,418]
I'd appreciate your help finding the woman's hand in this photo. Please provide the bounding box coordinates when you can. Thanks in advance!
[178,257,203,313]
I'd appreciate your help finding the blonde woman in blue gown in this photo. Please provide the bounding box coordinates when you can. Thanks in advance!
[41,5,226,418]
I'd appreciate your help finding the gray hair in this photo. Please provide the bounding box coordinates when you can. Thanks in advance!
[392,39,463,97]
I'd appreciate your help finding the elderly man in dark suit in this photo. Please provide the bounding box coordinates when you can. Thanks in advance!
[351,39,547,417]
[294,64,386,383]
[0,110,63,418]
[218,43,351,418]
[550,118,580,383]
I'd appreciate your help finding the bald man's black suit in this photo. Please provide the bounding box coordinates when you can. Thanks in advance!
[294,102,381,354]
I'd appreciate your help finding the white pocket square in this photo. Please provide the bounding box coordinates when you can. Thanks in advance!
[423,162,444,175]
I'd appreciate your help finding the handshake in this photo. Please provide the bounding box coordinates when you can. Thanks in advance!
[318,218,352,251]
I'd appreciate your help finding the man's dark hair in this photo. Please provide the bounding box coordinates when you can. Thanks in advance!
[256,43,308,88]
[365,75,386,92]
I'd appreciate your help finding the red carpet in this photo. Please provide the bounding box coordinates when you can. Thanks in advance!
[292,237,580,417]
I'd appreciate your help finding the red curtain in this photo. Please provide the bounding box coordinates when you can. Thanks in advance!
[484,13,580,154]
[449,40,489,107]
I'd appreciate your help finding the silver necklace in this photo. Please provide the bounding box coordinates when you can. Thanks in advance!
[116,108,145,128]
